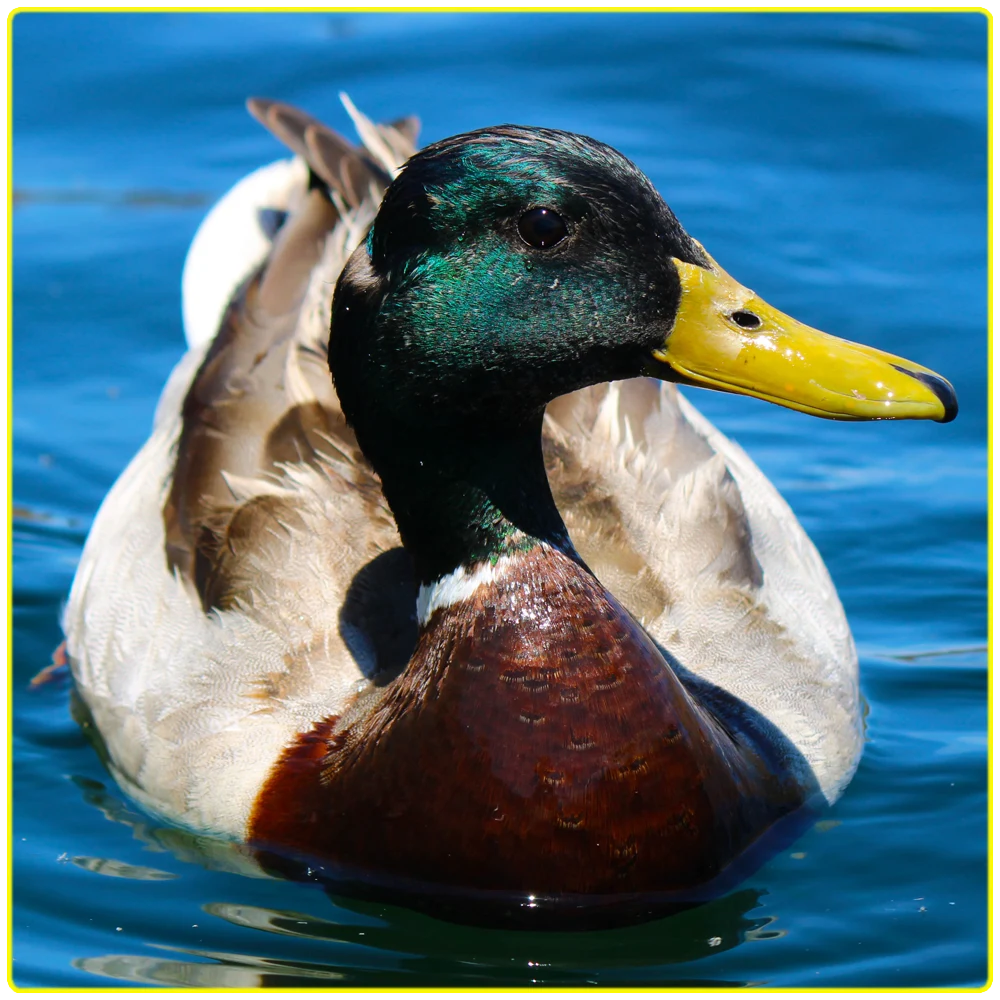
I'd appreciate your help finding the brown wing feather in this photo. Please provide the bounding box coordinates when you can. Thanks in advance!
[247,96,392,202]
[246,97,317,165]
[388,115,420,147]
[378,116,421,164]
[164,188,342,578]
[304,127,379,207]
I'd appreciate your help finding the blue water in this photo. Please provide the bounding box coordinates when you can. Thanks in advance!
[12,11,988,988]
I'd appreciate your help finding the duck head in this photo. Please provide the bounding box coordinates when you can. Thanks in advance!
[330,125,956,579]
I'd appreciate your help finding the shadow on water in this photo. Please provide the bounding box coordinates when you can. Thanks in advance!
[73,891,774,988]
[67,774,778,987]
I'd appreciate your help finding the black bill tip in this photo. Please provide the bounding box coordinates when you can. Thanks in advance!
[891,365,959,423]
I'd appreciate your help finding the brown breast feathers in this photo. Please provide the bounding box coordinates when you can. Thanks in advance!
[249,544,806,897]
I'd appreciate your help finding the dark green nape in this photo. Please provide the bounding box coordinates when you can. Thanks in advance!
[329,125,708,585]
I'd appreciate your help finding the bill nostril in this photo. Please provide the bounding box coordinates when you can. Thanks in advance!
[891,365,959,423]
[730,310,762,330]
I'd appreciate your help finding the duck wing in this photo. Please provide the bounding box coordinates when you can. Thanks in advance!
[164,102,417,627]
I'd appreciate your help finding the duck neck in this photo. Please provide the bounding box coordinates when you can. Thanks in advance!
[369,411,575,588]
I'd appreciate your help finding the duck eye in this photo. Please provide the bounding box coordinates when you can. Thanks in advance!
[517,207,568,249]
[731,310,762,330]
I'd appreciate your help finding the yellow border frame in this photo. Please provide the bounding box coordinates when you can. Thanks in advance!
[5,4,996,996]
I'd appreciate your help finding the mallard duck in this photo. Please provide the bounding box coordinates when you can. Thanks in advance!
[64,97,956,921]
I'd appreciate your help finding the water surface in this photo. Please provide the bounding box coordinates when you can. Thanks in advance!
[12,11,987,988]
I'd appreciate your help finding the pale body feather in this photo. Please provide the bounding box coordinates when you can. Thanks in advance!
[65,104,861,846]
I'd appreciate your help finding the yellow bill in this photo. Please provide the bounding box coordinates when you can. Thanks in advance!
[649,250,957,423]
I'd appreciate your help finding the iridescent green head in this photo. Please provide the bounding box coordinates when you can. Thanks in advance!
[332,125,710,446]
